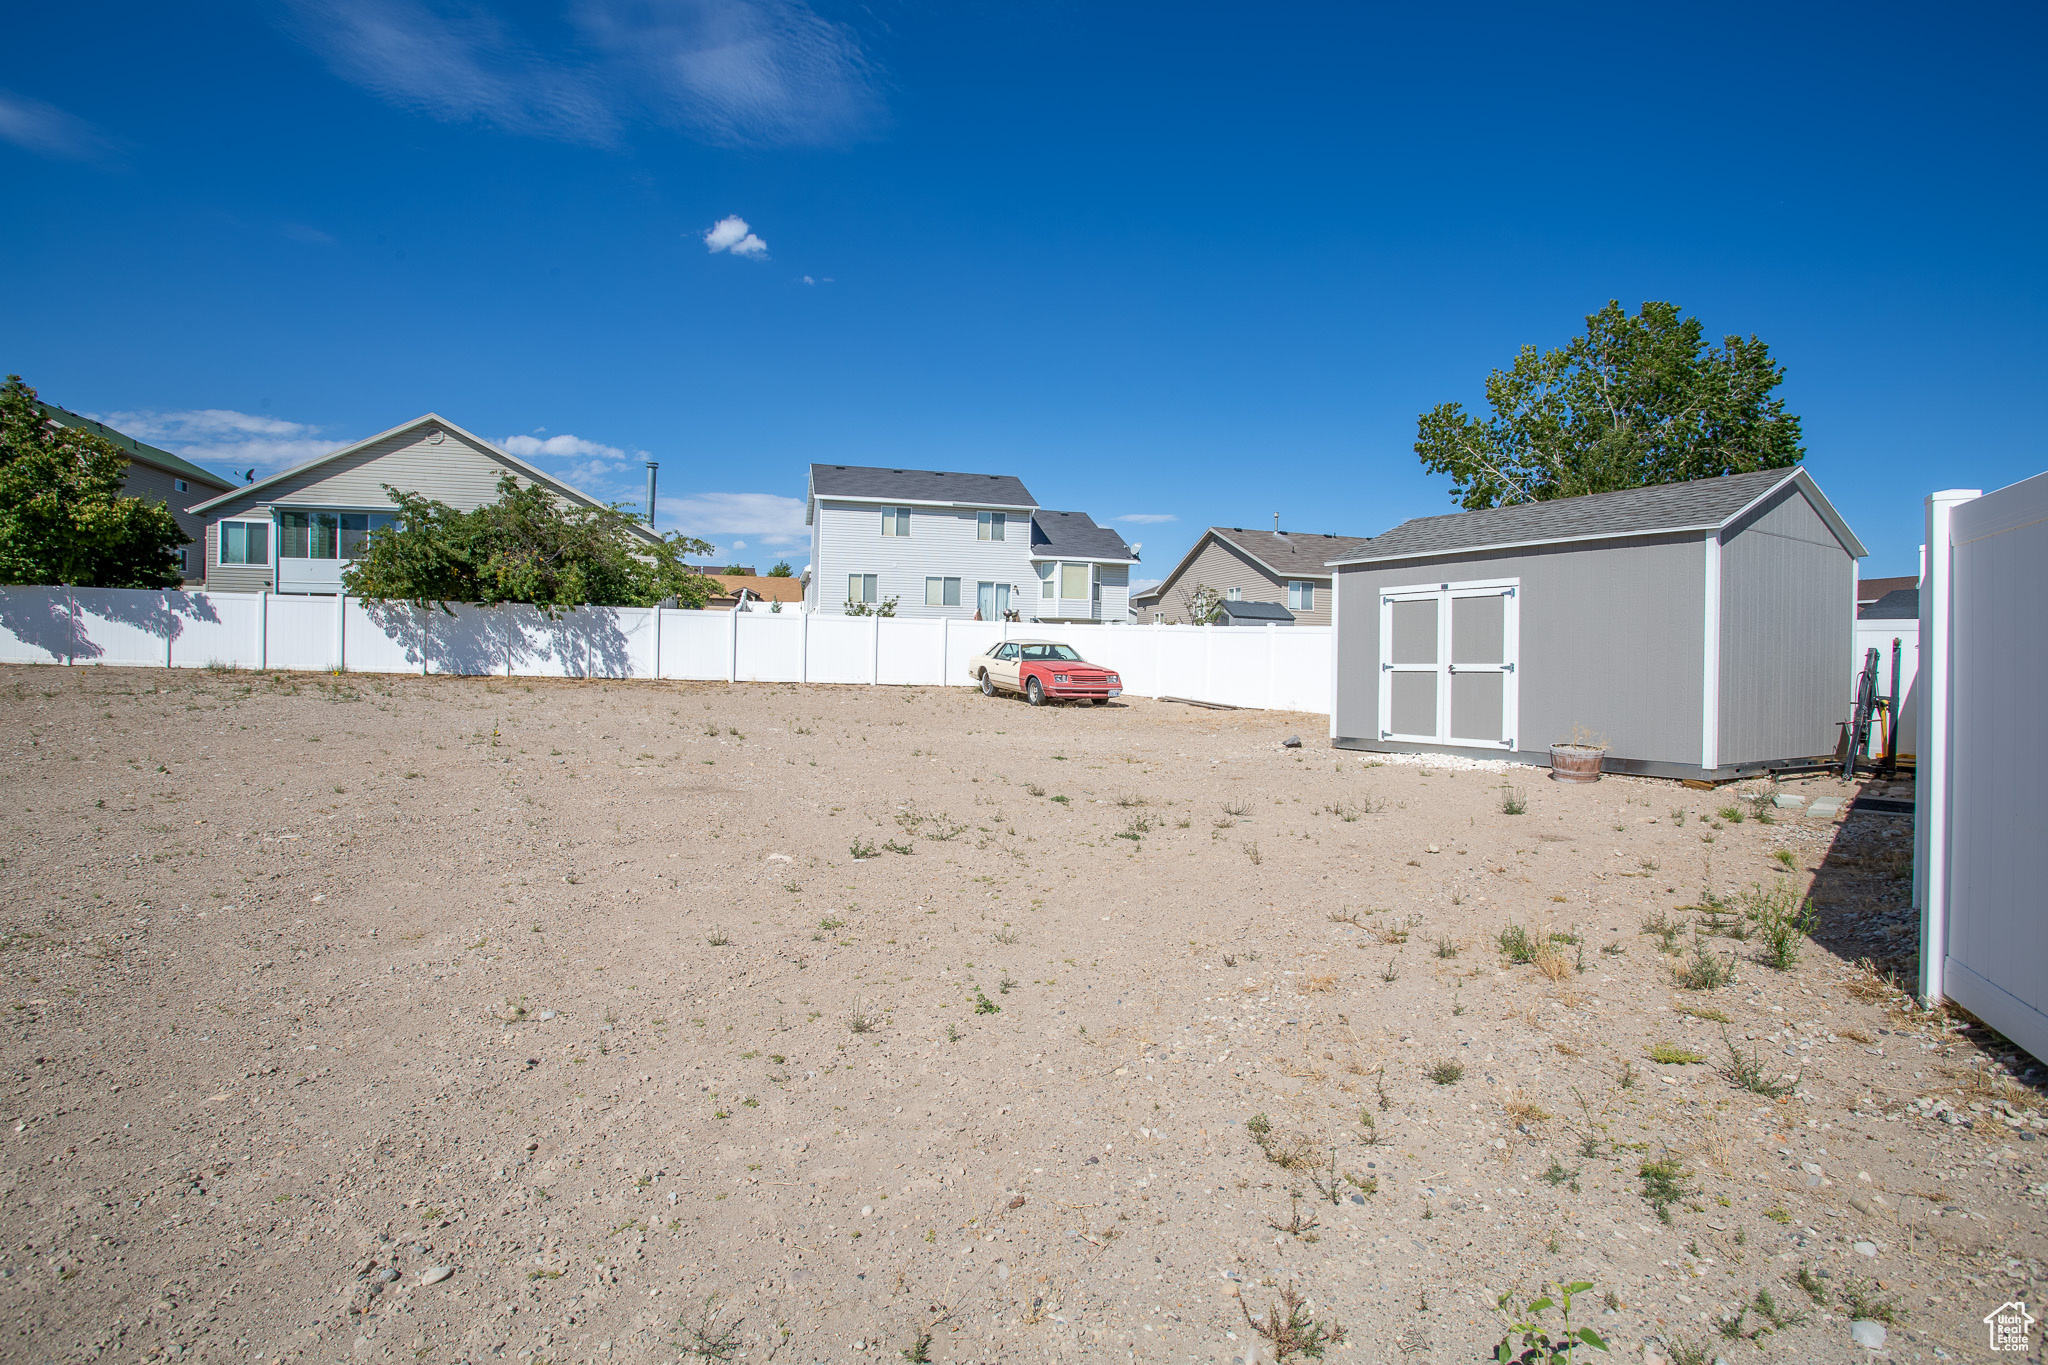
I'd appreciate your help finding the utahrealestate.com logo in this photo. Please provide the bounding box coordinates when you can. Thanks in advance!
[1984,1301,2034,1352]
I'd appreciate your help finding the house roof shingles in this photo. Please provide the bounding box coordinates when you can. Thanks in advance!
[1859,588,1919,620]
[38,403,234,492]
[1330,467,1866,565]
[1208,527,1377,577]
[809,464,1037,508]
[1030,510,1135,561]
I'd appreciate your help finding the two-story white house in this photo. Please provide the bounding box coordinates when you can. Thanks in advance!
[804,464,1137,622]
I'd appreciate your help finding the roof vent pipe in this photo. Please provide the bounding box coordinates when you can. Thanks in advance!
[645,461,658,528]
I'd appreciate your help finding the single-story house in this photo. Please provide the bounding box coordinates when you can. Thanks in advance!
[188,414,656,594]
[1856,574,1916,611]
[39,402,238,583]
[804,464,1137,622]
[1328,467,1867,781]
[1132,526,1374,625]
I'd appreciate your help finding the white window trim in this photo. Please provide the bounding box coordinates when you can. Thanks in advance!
[1377,577,1519,750]
[925,575,961,607]
[1288,580,1315,611]
[978,510,1007,541]
[882,507,910,537]
[217,517,273,567]
[848,573,878,605]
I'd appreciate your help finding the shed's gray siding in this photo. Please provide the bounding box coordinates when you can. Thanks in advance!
[1717,486,1853,766]
[1333,534,1707,769]
[1138,535,1333,626]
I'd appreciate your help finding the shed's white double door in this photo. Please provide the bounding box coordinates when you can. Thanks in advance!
[1379,579,1519,749]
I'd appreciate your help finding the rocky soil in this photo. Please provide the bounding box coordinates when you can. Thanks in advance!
[0,664,2041,1365]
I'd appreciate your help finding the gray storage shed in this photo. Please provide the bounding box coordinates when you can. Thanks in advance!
[1327,468,1867,780]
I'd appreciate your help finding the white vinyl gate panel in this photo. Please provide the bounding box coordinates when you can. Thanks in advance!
[1930,473,2048,1063]
[1378,580,1519,749]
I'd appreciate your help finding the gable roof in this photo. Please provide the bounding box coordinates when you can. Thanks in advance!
[38,402,236,492]
[1208,526,1376,578]
[187,413,658,542]
[807,463,1037,513]
[1030,510,1135,562]
[1328,467,1866,566]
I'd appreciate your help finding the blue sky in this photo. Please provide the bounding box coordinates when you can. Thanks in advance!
[3,1,2042,581]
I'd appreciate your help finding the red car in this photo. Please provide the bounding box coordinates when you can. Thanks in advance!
[968,639,1122,705]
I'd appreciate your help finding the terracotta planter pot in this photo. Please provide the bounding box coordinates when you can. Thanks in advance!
[1549,744,1604,783]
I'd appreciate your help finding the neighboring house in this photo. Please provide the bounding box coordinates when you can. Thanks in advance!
[1328,467,1867,781]
[38,402,238,583]
[803,464,1136,622]
[187,413,656,594]
[1856,574,1915,611]
[1132,526,1375,626]
[1859,587,1918,620]
[704,574,805,610]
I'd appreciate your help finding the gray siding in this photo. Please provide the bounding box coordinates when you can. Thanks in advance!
[1138,536,1332,625]
[1717,485,1855,765]
[1333,534,1707,768]
[122,459,230,583]
[203,515,277,593]
[198,427,537,522]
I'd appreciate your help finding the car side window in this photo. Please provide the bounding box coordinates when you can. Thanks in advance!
[996,643,1019,660]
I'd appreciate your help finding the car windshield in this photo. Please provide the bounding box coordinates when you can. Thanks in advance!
[1021,644,1082,662]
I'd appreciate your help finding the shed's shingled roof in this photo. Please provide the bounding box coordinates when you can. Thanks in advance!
[1329,467,1865,564]
[808,464,1037,508]
[1209,527,1376,577]
[1216,598,1296,623]
[1030,510,1135,561]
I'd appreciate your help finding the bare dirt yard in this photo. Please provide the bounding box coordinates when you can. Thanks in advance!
[1,664,2043,1365]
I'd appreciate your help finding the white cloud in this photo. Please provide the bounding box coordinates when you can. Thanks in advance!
[283,0,876,148]
[90,408,338,477]
[658,491,807,549]
[0,88,121,164]
[1115,513,1177,524]
[703,215,768,257]
[500,433,630,460]
[1130,577,1162,596]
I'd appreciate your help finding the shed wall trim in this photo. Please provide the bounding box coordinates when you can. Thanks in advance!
[1701,534,1721,771]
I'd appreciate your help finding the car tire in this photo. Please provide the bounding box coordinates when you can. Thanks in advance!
[1026,677,1045,706]
[979,671,995,697]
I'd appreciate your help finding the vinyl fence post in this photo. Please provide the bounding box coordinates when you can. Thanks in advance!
[1204,624,1215,703]
[870,613,880,685]
[65,587,76,666]
[1267,622,1278,711]
[799,608,810,684]
[258,591,268,671]
[939,616,949,687]
[729,605,740,684]
[1917,487,1980,1008]
[651,605,662,681]
[164,591,174,669]
[336,594,347,674]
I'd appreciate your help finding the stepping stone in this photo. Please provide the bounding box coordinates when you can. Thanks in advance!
[1773,793,1807,808]
[1806,797,1843,818]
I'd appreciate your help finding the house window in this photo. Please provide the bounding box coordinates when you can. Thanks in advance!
[173,478,188,493]
[882,507,910,537]
[1153,611,1166,623]
[1225,586,1243,601]
[338,513,394,559]
[1058,562,1090,599]
[279,511,341,559]
[847,573,878,605]
[220,520,270,566]
[1036,563,1055,599]
[1288,580,1315,611]
[925,576,961,607]
[977,511,1006,541]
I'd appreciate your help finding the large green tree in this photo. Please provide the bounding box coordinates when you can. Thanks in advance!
[1414,301,1805,510]
[0,375,190,588]
[341,474,718,615]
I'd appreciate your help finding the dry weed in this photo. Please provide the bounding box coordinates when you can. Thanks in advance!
[1303,973,1339,993]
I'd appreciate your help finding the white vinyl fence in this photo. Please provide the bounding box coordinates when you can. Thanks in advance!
[0,587,1332,714]
[1916,474,2048,1063]
[1852,616,1919,758]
